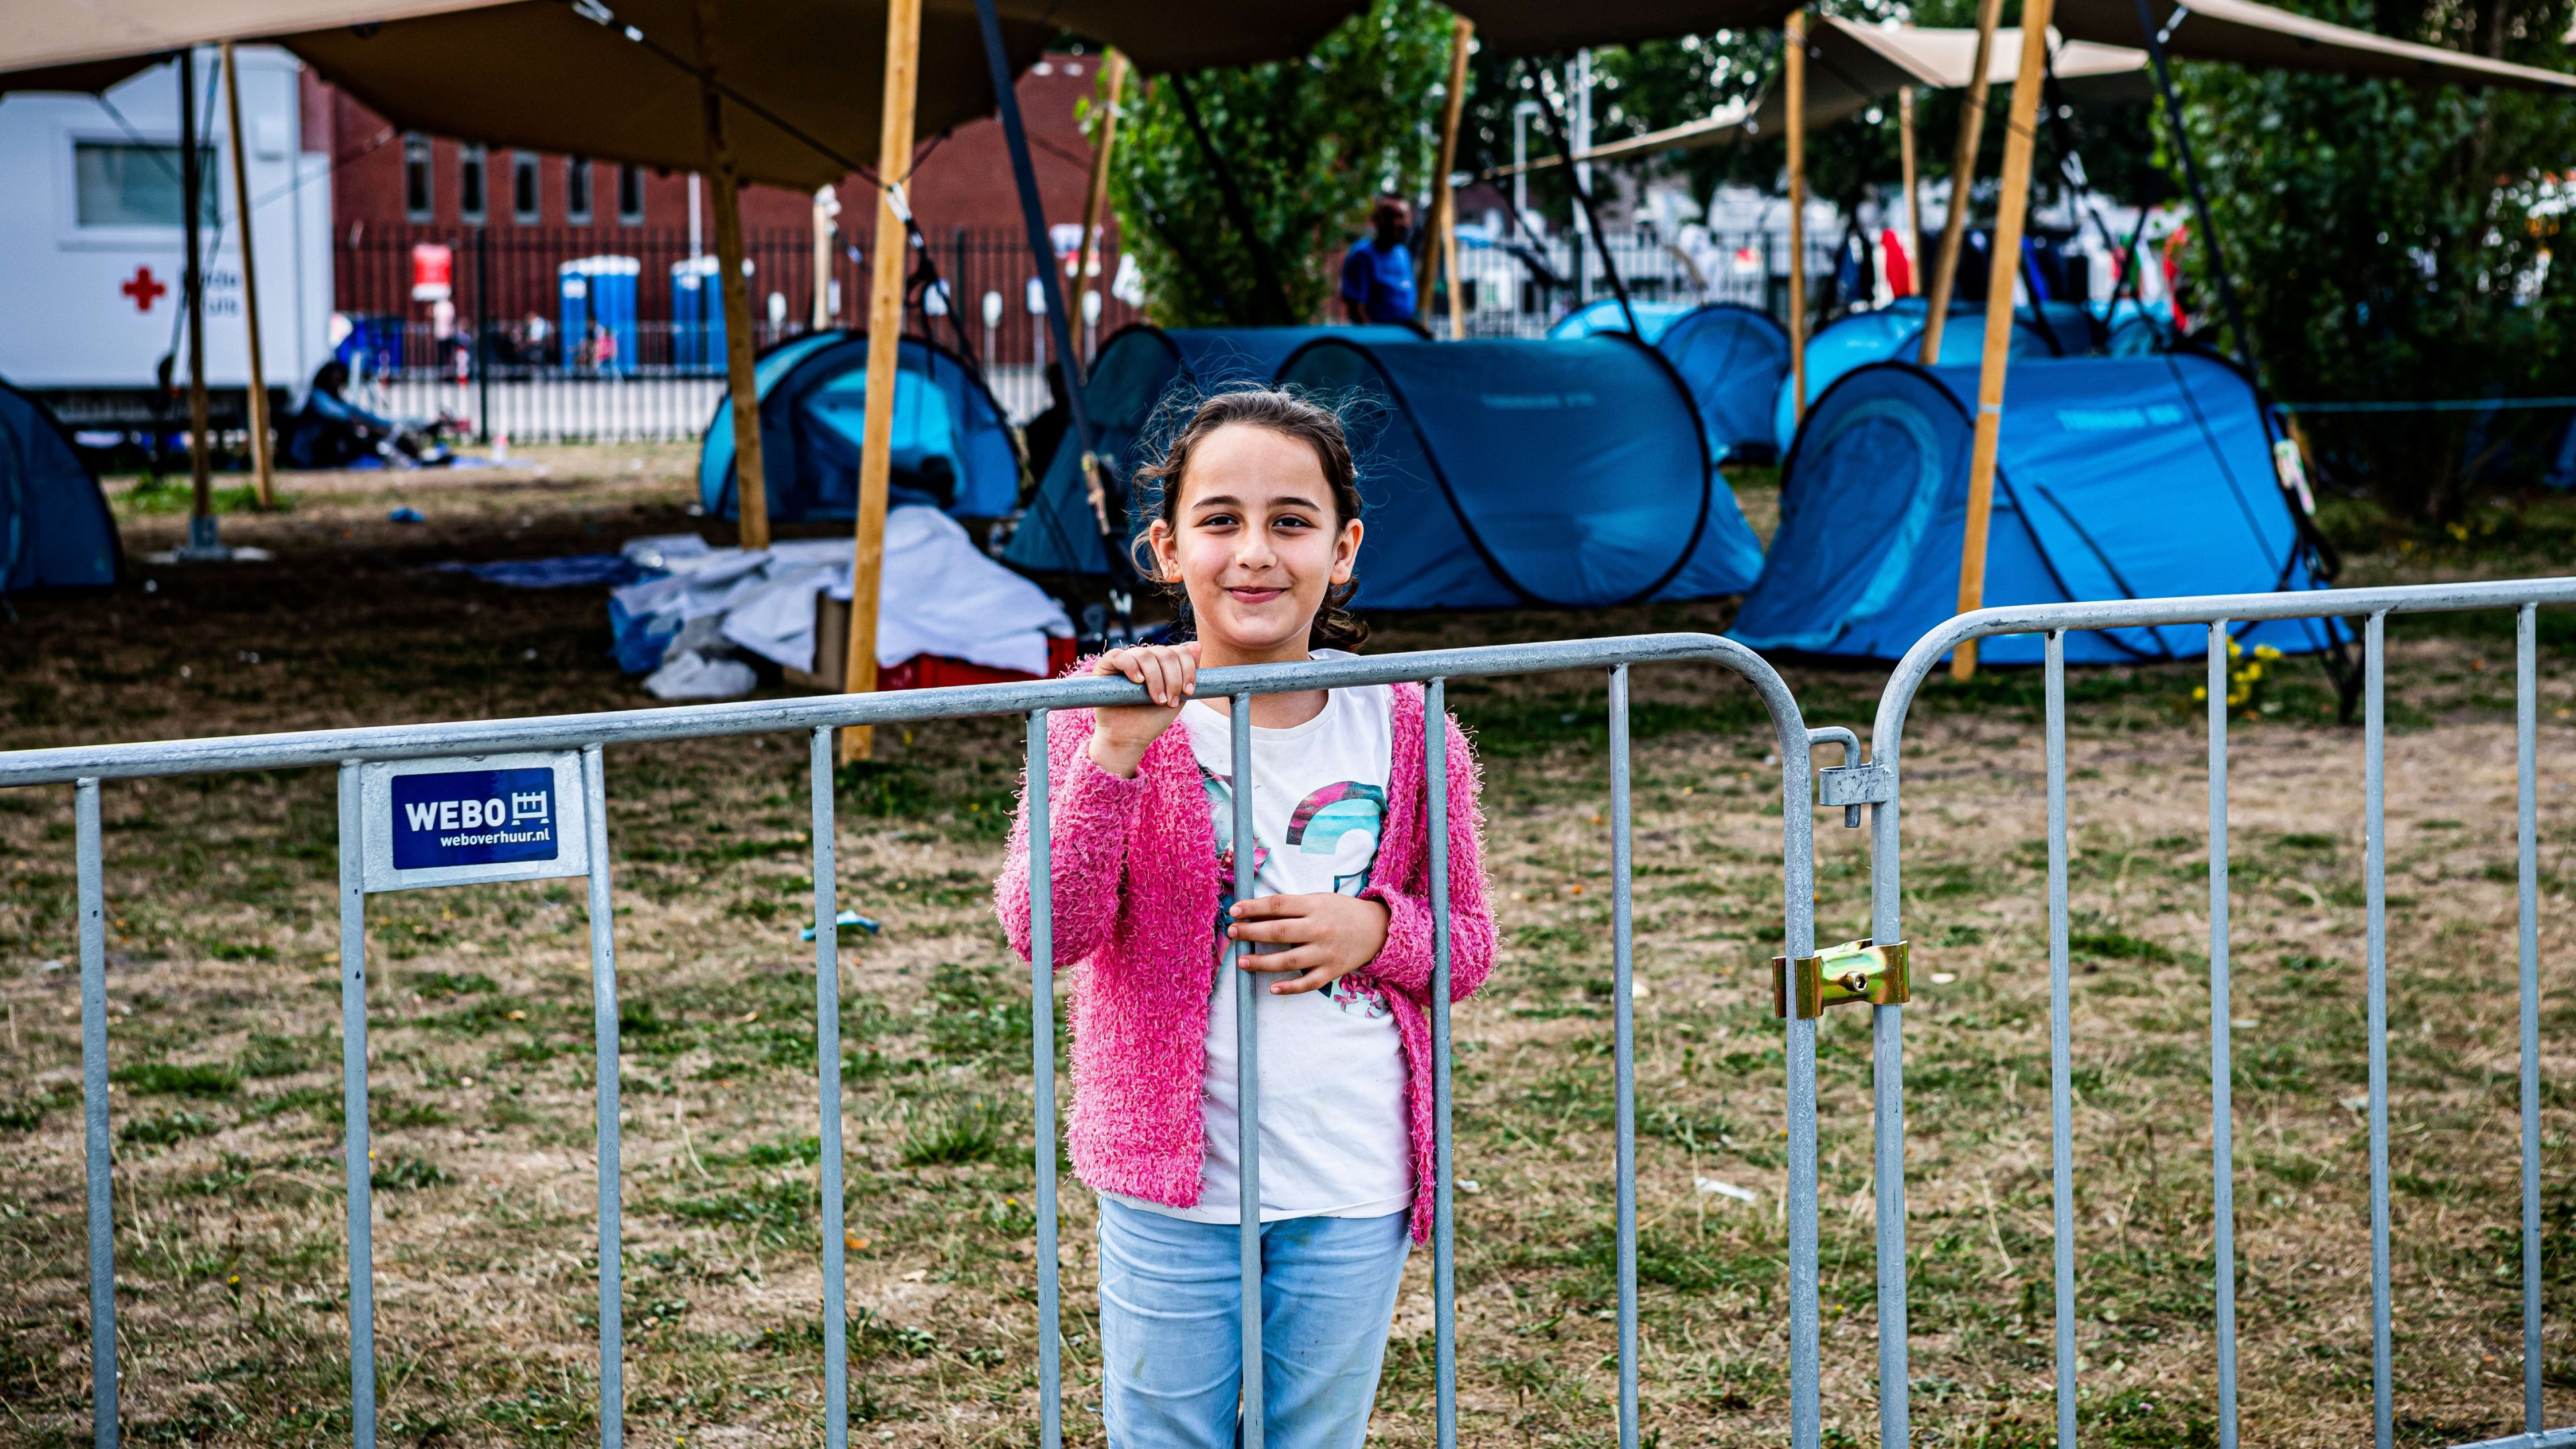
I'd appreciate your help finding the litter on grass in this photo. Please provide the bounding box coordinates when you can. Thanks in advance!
[1696,1177,1760,1203]
[801,910,885,941]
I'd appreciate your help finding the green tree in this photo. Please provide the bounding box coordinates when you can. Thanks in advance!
[1102,0,1458,326]
[2176,0,2576,523]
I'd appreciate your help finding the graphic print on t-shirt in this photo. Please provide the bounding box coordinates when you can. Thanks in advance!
[1286,782,1387,895]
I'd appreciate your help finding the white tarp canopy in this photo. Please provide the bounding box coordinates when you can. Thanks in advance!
[2056,0,2576,89]
[1487,22,2148,176]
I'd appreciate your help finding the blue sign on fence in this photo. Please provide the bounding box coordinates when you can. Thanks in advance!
[389,767,560,871]
[360,751,589,893]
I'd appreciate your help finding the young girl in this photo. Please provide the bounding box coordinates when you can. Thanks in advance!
[996,389,1496,1449]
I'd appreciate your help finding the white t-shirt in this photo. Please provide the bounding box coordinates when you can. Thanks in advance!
[1118,661,1413,1224]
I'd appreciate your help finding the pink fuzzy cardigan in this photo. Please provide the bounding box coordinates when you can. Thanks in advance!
[993,680,1495,1245]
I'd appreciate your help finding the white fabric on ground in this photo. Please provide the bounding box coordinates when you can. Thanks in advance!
[643,650,759,700]
[610,507,1071,682]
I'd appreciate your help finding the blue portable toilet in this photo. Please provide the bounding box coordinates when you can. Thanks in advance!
[698,330,1020,523]
[1770,301,2057,458]
[1004,324,1419,577]
[1272,333,1766,608]
[1,379,123,593]
[671,256,725,373]
[558,256,639,373]
[1731,352,2341,665]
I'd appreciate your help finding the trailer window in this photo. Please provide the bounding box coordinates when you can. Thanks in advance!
[405,135,432,221]
[74,142,217,229]
[567,158,593,224]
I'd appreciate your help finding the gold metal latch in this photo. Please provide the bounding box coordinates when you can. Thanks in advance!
[1771,938,1910,1020]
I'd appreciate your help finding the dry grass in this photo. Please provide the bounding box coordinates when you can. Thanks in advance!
[1,454,2571,1448]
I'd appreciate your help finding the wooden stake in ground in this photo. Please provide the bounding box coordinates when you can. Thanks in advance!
[1898,85,1922,294]
[220,42,274,511]
[1919,0,2005,364]
[1950,0,2057,682]
[1785,10,1808,420]
[179,48,216,547]
[840,0,923,762]
[695,0,769,551]
[1075,50,1127,366]
[812,186,837,333]
[1419,16,1475,329]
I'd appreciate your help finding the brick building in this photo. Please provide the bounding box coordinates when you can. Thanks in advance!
[309,53,1110,239]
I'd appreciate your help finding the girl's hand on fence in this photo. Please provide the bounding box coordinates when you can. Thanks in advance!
[1226,893,1391,996]
[1087,643,1201,779]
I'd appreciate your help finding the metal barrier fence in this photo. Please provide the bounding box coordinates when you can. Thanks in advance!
[0,633,1825,1449]
[1859,576,2576,1449]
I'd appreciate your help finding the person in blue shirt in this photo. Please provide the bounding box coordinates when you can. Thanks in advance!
[1340,197,1417,325]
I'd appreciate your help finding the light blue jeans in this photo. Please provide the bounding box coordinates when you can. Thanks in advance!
[1096,1197,1412,1449]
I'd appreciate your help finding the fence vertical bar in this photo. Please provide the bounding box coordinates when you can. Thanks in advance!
[2045,632,2077,1449]
[1609,665,1640,1449]
[1232,692,1263,1449]
[1783,714,1820,1449]
[1026,710,1064,1449]
[1428,680,1457,1449]
[2205,621,2238,1449]
[2517,604,2543,1435]
[584,744,623,1449]
[2365,612,2392,1449]
[1868,739,1907,1449]
[337,761,377,1449]
[812,728,849,1449]
[76,780,116,1449]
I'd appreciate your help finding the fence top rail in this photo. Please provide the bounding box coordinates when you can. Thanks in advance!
[0,632,1788,790]
[1870,576,2576,769]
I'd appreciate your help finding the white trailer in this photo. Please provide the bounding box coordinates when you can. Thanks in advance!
[0,45,331,434]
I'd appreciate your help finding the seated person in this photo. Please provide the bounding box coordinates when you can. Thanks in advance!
[281,361,398,469]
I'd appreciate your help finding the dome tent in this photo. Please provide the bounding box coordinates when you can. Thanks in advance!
[1731,352,2340,665]
[1,379,122,594]
[1273,333,1765,608]
[698,330,1019,525]
[1770,299,2057,458]
[1002,324,1418,577]
[1547,299,1701,341]
[1552,300,1794,466]
[1656,303,1794,464]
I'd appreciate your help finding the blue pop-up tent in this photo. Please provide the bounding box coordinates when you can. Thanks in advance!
[1549,301,1792,464]
[1770,301,2061,458]
[1731,352,2339,665]
[699,330,1020,525]
[1273,333,1765,608]
[1,380,122,594]
[1548,299,1701,342]
[1003,324,1417,576]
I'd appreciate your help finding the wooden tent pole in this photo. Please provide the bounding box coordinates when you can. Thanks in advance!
[1419,16,1475,329]
[1919,0,2004,363]
[695,0,769,552]
[220,43,274,511]
[1951,0,2057,682]
[1898,85,1921,294]
[839,0,922,762]
[812,187,835,331]
[1076,50,1127,366]
[1444,201,1464,339]
[1785,10,1808,420]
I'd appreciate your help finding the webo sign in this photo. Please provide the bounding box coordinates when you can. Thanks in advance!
[358,752,590,892]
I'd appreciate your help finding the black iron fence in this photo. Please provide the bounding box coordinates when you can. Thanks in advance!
[332,225,1144,438]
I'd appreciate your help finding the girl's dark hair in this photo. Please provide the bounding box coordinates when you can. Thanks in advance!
[1132,388,1369,652]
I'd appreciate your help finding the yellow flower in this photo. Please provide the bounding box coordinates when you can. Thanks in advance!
[2254,644,2283,661]
[2228,641,2244,659]
[2193,686,2210,700]
[2241,663,2263,682]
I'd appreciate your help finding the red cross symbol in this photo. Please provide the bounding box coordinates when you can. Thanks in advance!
[120,266,167,313]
